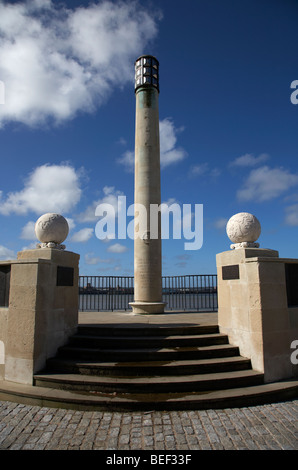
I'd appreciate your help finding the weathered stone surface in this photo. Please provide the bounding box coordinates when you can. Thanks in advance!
[217,247,298,382]
[35,213,69,249]
[130,62,164,314]
[2,248,79,385]
[226,212,261,249]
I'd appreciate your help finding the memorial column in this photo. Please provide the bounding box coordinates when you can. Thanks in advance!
[130,55,165,314]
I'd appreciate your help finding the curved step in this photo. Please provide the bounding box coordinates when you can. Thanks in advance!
[78,324,219,337]
[78,324,219,336]
[45,355,252,377]
[1,378,298,411]
[68,333,229,349]
[56,343,240,362]
[33,370,264,393]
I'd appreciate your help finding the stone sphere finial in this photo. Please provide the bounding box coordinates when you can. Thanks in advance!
[226,212,261,250]
[35,213,69,250]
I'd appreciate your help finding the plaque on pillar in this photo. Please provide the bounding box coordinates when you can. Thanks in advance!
[222,265,240,280]
[0,265,10,307]
[56,266,74,287]
[285,263,298,307]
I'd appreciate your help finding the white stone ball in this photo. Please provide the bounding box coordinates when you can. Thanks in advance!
[226,212,261,244]
[35,213,69,244]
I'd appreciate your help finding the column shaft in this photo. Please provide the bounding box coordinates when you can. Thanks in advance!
[134,87,162,303]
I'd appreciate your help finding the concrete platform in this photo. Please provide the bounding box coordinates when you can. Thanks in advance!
[78,310,218,327]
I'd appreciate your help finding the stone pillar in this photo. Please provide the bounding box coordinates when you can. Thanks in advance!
[130,55,165,314]
[4,214,80,385]
[216,212,298,382]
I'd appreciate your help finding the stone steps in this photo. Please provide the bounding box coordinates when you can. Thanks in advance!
[55,325,239,363]
[30,322,268,408]
[77,324,220,337]
[34,369,264,394]
[0,321,291,411]
[1,379,298,412]
[68,332,228,349]
[56,343,240,362]
[45,355,252,377]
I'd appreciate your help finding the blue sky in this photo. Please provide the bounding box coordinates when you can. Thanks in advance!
[0,0,298,276]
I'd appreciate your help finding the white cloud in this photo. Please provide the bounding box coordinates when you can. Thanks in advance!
[237,166,298,202]
[285,204,298,226]
[118,118,187,171]
[0,164,82,215]
[76,186,124,223]
[107,243,128,253]
[188,163,221,179]
[65,218,76,231]
[0,245,15,260]
[210,168,222,178]
[117,150,135,173]
[76,201,101,224]
[0,0,159,128]
[161,197,179,207]
[214,217,228,230]
[84,252,119,265]
[283,193,298,203]
[71,228,93,243]
[189,163,208,177]
[20,221,36,240]
[230,153,270,167]
[159,118,187,168]
[117,138,127,146]
[85,253,103,265]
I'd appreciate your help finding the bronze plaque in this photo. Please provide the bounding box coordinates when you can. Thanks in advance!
[0,265,10,307]
[57,266,74,286]
[285,263,298,307]
[222,265,239,280]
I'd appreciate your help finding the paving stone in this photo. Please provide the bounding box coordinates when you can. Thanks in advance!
[0,399,298,450]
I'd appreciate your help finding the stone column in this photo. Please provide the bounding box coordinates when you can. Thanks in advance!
[130,55,165,314]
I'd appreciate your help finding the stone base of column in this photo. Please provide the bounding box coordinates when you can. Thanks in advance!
[129,301,166,315]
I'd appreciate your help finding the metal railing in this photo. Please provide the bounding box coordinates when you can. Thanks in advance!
[79,274,217,312]
[162,274,217,312]
[79,276,134,311]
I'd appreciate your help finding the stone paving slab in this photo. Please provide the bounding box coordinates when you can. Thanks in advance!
[78,310,218,327]
[0,398,297,450]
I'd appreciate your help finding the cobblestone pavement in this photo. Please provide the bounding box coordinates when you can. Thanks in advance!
[0,399,297,451]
